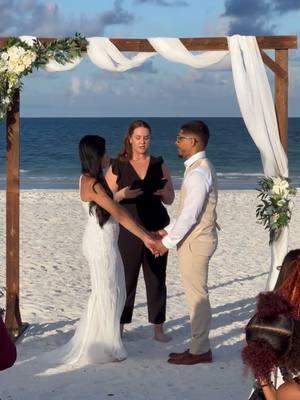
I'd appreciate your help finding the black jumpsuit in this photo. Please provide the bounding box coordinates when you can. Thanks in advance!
[111,156,170,324]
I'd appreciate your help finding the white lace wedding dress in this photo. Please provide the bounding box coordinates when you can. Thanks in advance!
[46,198,127,366]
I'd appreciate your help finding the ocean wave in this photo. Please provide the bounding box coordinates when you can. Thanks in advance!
[217,172,263,177]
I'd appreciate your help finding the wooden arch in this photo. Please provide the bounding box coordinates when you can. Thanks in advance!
[0,35,297,336]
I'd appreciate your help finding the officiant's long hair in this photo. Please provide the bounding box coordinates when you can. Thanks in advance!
[118,120,151,161]
[79,135,113,227]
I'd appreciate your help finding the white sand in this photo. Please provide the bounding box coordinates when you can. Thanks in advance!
[0,189,300,400]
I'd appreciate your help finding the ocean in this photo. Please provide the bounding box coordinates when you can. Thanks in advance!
[0,117,299,190]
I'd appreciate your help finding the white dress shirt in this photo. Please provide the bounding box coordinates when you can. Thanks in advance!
[162,151,212,249]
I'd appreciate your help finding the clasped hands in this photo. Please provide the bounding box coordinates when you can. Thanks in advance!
[149,229,168,258]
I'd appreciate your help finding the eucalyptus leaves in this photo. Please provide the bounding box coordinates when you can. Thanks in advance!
[256,176,297,244]
[0,33,87,119]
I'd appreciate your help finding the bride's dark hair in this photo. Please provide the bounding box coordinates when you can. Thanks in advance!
[79,135,112,227]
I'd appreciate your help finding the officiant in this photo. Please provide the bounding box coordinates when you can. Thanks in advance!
[106,120,174,342]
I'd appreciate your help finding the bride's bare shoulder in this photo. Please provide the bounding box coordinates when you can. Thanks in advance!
[80,176,96,201]
[80,175,105,201]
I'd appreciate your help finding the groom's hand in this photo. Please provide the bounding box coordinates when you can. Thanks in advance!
[155,240,168,257]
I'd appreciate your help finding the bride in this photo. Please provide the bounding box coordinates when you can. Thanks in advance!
[46,135,157,366]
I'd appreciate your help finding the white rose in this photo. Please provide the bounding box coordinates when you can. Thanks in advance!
[273,177,283,186]
[7,60,25,74]
[1,52,9,61]
[272,180,289,196]
[272,184,281,195]
[8,46,25,58]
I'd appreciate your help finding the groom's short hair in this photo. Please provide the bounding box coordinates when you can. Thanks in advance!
[180,120,209,147]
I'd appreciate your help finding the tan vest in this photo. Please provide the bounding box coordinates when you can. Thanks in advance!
[177,157,218,254]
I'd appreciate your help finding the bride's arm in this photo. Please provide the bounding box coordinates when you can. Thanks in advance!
[83,178,156,252]
[105,165,119,193]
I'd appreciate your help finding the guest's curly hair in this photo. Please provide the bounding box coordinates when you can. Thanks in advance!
[241,292,300,381]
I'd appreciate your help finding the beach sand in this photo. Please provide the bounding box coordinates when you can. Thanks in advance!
[0,189,300,400]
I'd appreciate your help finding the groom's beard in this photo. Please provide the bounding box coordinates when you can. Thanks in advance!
[177,149,183,158]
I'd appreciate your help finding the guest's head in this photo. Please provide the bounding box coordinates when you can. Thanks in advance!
[118,120,151,160]
[176,120,209,159]
[79,135,106,178]
[242,292,300,382]
[275,250,300,320]
[274,249,300,291]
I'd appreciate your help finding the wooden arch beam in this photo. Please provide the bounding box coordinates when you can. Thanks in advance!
[0,35,298,51]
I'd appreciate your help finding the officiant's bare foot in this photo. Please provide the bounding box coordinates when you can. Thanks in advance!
[153,324,172,342]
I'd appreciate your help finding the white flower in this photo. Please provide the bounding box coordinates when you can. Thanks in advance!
[271,214,279,224]
[272,177,289,196]
[1,52,9,61]
[7,46,25,61]
[277,199,287,207]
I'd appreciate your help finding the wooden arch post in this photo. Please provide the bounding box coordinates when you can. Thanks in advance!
[1,35,297,336]
[5,89,22,336]
[275,49,288,155]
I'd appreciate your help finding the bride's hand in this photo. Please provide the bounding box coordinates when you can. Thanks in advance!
[143,235,161,257]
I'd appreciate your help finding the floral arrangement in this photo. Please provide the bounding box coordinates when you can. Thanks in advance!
[256,176,297,244]
[0,33,87,119]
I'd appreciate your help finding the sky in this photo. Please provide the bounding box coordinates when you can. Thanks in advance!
[1,0,299,117]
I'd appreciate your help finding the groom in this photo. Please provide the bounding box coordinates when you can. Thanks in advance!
[156,120,218,365]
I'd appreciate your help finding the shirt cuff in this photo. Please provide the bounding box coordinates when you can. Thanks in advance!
[162,235,177,249]
[164,219,176,234]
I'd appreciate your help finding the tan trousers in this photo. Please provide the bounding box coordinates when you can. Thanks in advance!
[177,239,217,355]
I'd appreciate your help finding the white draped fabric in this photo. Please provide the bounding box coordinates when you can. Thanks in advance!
[18,34,289,288]
[19,36,83,71]
[148,37,228,67]
[86,37,155,72]
[228,35,288,290]
[43,58,82,72]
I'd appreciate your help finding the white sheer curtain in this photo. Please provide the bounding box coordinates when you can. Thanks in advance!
[228,35,289,290]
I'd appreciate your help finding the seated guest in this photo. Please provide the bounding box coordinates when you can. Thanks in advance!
[0,315,17,371]
[242,292,300,400]
[275,249,300,319]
